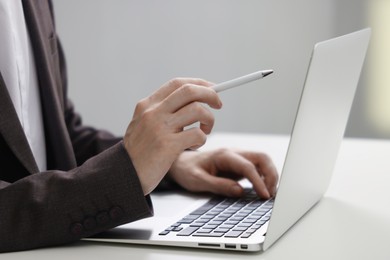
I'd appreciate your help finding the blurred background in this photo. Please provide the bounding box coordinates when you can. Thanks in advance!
[52,0,390,139]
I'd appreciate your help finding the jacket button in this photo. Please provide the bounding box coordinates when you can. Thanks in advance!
[83,217,97,230]
[70,222,83,236]
[109,206,124,221]
[96,211,110,225]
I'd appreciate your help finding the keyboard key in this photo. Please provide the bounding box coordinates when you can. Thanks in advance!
[247,228,258,234]
[209,220,224,225]
[240,232,252,238]
[172,227,183,232]
[204,224,219,229]
[225,230,244,238]
[224,220,240,225]
[189,222,205,227]
[232,226,248,231]
[196,228,213,234]
[214,228,229,233]
[177,226,199,236]
[193,232,224,237]
[242,219,257,224]
[237,223,253,228]
[219,224,235,229]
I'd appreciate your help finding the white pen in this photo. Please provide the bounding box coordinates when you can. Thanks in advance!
[212,69,273,93]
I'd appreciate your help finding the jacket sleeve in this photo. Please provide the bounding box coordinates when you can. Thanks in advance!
[0,141,153,253]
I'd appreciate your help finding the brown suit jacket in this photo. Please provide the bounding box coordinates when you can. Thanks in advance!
[0,0,153,252]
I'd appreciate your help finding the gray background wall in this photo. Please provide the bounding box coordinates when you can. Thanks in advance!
[52,0,389,139]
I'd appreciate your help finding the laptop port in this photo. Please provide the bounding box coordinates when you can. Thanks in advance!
[240,244,248,250]
[198,243,220,248]
[225,244,236,249]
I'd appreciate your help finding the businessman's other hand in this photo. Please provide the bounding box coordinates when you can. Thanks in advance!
[168,149,279,199]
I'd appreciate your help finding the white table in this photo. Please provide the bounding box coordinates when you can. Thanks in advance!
[3,132,390,260]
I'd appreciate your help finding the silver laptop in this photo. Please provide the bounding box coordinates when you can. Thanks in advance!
[86,28,371,252]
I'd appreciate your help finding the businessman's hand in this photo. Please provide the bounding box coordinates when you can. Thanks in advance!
[168,149,279,199]
[124,78,222,195]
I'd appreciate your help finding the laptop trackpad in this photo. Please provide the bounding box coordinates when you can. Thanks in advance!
[151,191,209,218]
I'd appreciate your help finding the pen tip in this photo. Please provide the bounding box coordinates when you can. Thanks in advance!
[262,70,274,77]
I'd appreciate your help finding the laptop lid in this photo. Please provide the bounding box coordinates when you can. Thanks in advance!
[263,28,371,250]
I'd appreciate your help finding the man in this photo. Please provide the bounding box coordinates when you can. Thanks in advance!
[0,0,278,252]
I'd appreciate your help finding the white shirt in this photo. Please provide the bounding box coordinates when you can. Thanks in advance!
[0,0,47,171]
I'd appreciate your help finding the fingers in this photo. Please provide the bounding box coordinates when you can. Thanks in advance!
[162,83,222,113]
[150,78,214,105]
[237,150,279,197]
[134,78,221,136]
[166,102,215,134]
[176,128,208,150]
[134,78,219,117]
[214,150,273,198]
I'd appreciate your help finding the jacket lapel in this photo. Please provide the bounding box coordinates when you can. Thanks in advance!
[21,0,77,170]
[0,73,39,174]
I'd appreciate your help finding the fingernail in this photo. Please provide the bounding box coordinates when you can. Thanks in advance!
[217,100,223,108]
[264,190,271,199]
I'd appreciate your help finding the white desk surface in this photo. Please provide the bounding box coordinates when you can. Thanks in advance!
[3,132,390,260]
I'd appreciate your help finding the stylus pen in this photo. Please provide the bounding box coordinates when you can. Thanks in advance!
[212,69,273,93]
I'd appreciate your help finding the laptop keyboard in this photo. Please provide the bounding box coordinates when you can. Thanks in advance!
[159,189,273,238]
